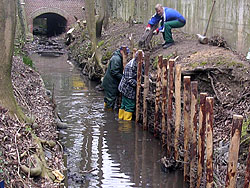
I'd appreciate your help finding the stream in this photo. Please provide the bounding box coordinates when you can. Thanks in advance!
[30,52,186,188]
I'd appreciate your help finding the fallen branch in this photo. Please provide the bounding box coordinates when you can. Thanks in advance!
[208,73,223,104]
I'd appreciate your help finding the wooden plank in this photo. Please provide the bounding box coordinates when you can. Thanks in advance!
[143,52,150,130]
[183,76,191,182]
[206,97,214,188]
[190,81,198,188]
[226,115,243,188]
[135,50,143,124]
[161,58,168,143]
[197,93,208,187]
[174,64,182,160]
[154,55,163,136]
[166,59,175,157]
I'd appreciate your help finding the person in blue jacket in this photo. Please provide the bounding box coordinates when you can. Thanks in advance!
[146,4,186,49]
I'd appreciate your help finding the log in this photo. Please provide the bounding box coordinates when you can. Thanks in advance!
[206,97,214,188]
[183,76,191,182]
[190,81,198,188]
[138,24,158,49]
[225,115,243,188]
[244,144,250,188]
[135,50,143,124]
[167,59,174,157]
[197,93,208,188]
[143,52,150,130]
[174,64,182,160]
[161,59,168,143]
[154,55,163,136]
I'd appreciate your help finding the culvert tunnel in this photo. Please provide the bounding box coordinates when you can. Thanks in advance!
[33,13,67,37]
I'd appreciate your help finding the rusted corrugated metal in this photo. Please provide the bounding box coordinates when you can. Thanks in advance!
[154,55,163,136]
[206,97,214,188]
[183,76,191,182]
[197,93,208,188]
[226,115,243,188]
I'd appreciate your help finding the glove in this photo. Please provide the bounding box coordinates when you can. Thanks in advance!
[153,28,159,35]
[145,24,151,31]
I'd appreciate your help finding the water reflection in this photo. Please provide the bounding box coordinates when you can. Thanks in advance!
[30,53,187,188]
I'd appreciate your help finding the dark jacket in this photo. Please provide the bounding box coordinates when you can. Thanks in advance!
[118,58,137,100]
[101,50,123,93]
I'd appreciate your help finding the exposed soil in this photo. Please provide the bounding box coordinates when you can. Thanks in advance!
[0,57,64,187]
[68,19,250,187]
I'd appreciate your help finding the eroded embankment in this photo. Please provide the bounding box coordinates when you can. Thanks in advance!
[0,56,64,187]
[67,19,250,187]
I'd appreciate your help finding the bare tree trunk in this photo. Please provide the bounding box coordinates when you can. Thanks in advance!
[85,0,104,77]
[0,0,26,120]
[96,0,108,36]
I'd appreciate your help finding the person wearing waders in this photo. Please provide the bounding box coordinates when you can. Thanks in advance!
[146,4,186,49]
[118,51,144,121]
[101,46,129,110]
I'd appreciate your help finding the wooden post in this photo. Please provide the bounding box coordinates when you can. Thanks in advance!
[190,81,198,188]
[161,58,168,143]
[226,115,243,188]
[133,48,137,58]
[174,64,181,160]
[143,52,150,130]
[154,55,163,136]
[135,50,143,124]
[166,59,174,156]
[206,97,214,188]
[183,76,191,182]
[121,46,128,69]
[197,93,208,188]
[244,144,250,188]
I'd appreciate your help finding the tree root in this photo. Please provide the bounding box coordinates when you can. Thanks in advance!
[20,134,57,181]
[21,155,42,177]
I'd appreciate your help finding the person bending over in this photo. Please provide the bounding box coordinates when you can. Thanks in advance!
[102,46,129,109]
[146,4,186,49]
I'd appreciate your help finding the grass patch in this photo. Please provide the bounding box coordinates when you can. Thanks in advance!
[97,40,105,47]
[23,56,34,68]
[102,51,113,62]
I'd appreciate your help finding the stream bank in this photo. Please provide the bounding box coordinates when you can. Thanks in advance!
[67,19,250,187]
[30,38,187,187]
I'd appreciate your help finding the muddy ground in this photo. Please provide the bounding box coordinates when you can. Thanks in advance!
[0,57,64,187]
[68,19,250,187]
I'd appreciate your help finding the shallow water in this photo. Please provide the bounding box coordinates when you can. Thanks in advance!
[31,53,187,188]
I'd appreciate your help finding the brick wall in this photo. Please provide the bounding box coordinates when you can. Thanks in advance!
[24,0,85,32]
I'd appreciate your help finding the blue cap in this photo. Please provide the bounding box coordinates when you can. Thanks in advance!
[120,46,130,54]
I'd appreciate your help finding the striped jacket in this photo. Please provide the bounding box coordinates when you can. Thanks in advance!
[118,58,138,100]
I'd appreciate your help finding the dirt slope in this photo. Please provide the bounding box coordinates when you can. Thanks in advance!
[68,19,250,187]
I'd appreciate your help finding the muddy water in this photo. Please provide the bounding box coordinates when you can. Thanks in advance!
[31,53,187,188]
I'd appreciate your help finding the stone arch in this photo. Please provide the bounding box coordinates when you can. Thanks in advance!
[28,7,73,32]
